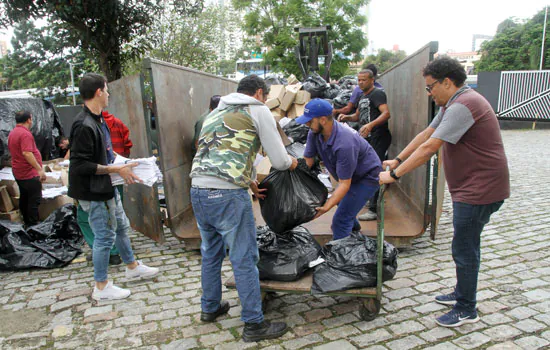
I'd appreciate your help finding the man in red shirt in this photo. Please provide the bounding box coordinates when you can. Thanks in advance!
[102,111,133,157]
[8,111,47,226]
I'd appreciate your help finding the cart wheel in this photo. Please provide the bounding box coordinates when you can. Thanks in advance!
[360,299,381,321]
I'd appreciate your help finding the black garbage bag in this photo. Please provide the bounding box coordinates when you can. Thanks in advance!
[259,159,328,234]
[302,73,328,98]
[323,84,341,99]
[311,231,398,294]
[282,119,310,144]
[333,90,353,110]
[256,225,321,281]
[338,75,357,90]
[0,204,83,270]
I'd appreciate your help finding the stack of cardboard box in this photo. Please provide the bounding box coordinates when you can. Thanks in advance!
[266,84,311,122]
[39,159,72,221]
[0,180,21,222]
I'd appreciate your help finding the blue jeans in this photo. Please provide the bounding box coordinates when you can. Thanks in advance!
[191,187,263,324]
[79,191,135,282]
[333,180,379,240]
[452,200,504,312]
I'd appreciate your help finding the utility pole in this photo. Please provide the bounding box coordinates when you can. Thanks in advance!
[541,5,548,70]
[68,62,83,106]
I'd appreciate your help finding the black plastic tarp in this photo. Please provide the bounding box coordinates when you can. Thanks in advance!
[311,231,398,294]
[259,159,327,234]
[256,225,321,281]
[0,204,83,270]
[0,98,64,163]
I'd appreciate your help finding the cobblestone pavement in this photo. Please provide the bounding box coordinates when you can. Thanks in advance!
[1,130,549,350]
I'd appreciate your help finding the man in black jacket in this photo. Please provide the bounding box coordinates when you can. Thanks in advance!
[69,73,159,301]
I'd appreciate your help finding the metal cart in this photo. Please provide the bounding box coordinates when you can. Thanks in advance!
[224,182,389,321]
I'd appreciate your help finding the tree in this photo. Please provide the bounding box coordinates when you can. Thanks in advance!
[362,48,407,75]
[149,3,242,74]
[232,0,368,80]
[1,20,97,101]
[476,9,550,72]
[0,0,203,81]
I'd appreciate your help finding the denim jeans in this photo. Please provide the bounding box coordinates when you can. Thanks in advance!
[79,190,135,282]
[333,180,379,240]
[191,187,263,324]
[452,200,504,312]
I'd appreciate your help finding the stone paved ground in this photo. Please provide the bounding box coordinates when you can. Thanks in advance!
[1,129,549,350]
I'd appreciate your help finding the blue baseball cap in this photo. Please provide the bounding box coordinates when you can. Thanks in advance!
[295,98,333,124]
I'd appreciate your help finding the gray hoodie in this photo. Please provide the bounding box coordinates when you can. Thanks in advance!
[191,92,292,189]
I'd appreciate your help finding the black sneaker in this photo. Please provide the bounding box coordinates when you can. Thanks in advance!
[109,255,122,265]
[435,291,457,306]
[435,308,479,327]
[200,300,230,322]
[242,320,288,342]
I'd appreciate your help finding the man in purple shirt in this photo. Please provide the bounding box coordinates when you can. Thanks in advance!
[296,99,382,240]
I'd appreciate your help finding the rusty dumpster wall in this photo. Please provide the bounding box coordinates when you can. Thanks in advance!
[108,74,164,243]
[146,59,238,240]
[377,42,441,239]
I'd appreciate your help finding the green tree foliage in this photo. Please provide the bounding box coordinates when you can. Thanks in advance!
[232,0,368,80]
[476,8,550,72]
[149,4,241,74]
[0,0,203,81]
[0,20,97,102]
[362,48,407,75]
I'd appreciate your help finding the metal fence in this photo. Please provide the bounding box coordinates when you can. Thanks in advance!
[497,70,550,121]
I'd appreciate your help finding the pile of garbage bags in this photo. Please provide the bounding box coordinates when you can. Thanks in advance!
[0,204,83,270]
[282,119,310,144]
[259,159,327,234]
[311,231,398,294]
[257,225,321,281]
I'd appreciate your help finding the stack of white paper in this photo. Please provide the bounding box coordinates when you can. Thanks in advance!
[0,168,15,181]
[42,186,68,199]
[58,159,70,167]
[109,155,163,187]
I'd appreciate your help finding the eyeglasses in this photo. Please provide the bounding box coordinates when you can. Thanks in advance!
[425,80,441,93]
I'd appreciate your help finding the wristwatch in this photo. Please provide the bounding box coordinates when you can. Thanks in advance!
[390,169,400,180]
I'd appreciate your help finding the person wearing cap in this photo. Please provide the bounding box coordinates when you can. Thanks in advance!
[296,98,383,240]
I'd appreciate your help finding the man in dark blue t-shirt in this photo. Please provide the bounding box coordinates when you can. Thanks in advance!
[338,69,392,221]
[296,99,382,240]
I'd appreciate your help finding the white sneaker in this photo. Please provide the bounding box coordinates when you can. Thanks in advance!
[126,260,159,279]
[92,281,131,301]
[358,210,377,221]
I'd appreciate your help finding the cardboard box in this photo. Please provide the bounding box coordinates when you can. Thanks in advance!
[38,195,74,221]
[265,98,280,110]
[295,90,311,105]
[0,180,20,198]
[0,186,14,213]
[12,197,19,210]
[0,209,21,223]
[60,169,69,187]
[287,103,306,119]
[267,85,285,102]
[256,157,272,183]
[280,84,302,112]
[287,74,298,85]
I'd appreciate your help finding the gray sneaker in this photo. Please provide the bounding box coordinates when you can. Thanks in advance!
[358,210,377,221]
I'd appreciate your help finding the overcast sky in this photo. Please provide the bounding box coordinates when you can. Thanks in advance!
[367,0,549,54]
[1,1,548,56]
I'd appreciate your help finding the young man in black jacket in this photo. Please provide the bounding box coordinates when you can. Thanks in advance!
[69,73,159,301]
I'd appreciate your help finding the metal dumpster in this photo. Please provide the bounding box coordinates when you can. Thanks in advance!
[108,42,444,249]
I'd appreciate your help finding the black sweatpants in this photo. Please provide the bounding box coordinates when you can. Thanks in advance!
[367,128,392,213]
[16,177,42,226]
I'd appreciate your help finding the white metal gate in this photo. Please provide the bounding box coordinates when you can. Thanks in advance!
[497,70,550,120]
